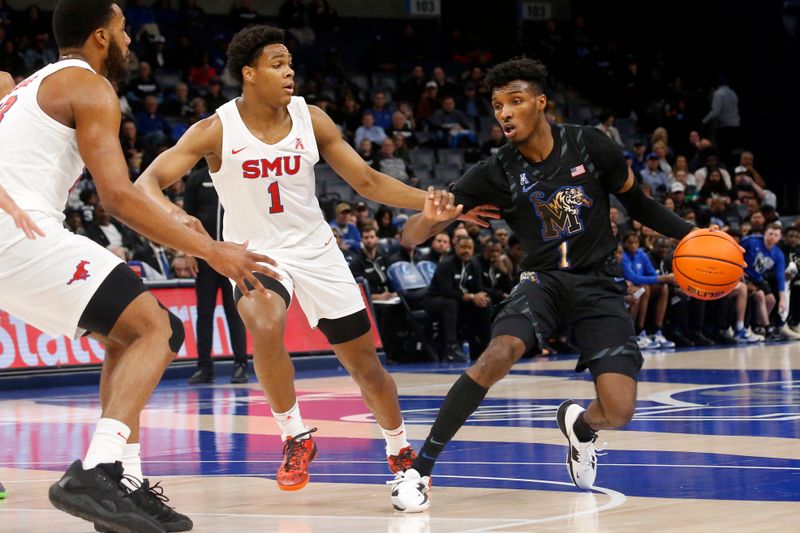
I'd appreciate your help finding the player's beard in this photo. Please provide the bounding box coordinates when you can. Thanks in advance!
[104,37,129,84]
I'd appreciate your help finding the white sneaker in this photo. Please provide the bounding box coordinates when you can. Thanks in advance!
[388,468,431,513]
[651,332,675,349]
[781,325,800,340]
[636,331,657,350]
[556,400,597,489]
[747,327,765,342]
[734,328,761,344]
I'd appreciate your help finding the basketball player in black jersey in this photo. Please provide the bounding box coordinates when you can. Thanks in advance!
[389,58,700,512]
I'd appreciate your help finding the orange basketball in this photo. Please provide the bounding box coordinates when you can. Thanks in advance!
[672,229,747,301]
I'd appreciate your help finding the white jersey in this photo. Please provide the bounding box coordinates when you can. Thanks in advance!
[0,60,93,220]
[211,96,327,250]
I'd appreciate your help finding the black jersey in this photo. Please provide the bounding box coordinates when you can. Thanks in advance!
[451,123,628,272]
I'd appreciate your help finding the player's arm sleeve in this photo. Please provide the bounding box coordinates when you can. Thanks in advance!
[614,173,695,240]
[583,127,694,240]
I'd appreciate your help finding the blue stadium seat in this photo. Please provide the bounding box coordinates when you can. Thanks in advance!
[416,260,437,285]
[410,147,436,168]
[437,148,466,169]
[388,262,427,293]
[434,163,462,183]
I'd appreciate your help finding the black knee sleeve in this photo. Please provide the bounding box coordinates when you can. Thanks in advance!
[157,301,186,353]
[167,310,185,353]
[317,309,371,345]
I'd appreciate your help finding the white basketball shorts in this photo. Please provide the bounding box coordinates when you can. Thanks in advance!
[0,212,124,338]
[231,222,365,327]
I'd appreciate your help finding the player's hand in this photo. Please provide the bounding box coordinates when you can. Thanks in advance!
[10,208,45,239]
[458,204,501,228]
[422,186,463,223]
[206,240,281,299]
[170,208,209,237]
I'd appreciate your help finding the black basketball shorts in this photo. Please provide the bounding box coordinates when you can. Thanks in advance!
[491,256,644,380]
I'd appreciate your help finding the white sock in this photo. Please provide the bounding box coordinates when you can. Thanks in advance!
[83,418,130,470]
[272,402,308,440]
[380,422,411,456]
[121,443,143,490]
[736,321,745,331]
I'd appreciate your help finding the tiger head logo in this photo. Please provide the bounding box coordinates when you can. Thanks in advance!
[531,186,593,240]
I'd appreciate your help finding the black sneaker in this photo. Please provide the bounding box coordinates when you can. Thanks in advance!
[710,329,737,345]
[48,460,164,533]
[95,479,193,532]
[688,331,714,347]
[765,327,788,343]
[230,364,249,384]
[444,344,468,363]
[187,368,214,385]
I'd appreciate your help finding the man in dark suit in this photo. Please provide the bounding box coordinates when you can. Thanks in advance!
[424,236,492,361]
[84,202,141,260]
[183,165,249,384]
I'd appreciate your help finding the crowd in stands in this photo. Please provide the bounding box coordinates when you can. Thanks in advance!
[2,1,799,361]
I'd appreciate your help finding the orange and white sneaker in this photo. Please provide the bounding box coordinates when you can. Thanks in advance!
[276,428,317,491]
[387,446,416,473]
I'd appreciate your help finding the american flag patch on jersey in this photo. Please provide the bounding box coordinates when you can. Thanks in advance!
[570,164,586,178]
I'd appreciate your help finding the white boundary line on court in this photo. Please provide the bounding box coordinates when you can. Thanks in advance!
[0,474,626,529]
[4,460,799,471]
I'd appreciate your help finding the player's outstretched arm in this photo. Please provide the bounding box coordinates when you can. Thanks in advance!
[614,168,696,239]
[73,73,279,297]
[0,71,14,100]
[136,116,223,236]
[400,188,463,247]
[310,105,429,210]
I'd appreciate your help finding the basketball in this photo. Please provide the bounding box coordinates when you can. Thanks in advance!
[672,229,746,300]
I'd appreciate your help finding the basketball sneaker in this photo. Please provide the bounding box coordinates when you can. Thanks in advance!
[387,468,431,513]
[734,328,761,344]
[387,446,416,473]
[556,400,598,490]
[0,481,6,499]
[277,428,317,491]
[650,331,675,349]
[636,331,658,350]
[94,479,193,532]
[780,325,800,340]
[48,460,164,533]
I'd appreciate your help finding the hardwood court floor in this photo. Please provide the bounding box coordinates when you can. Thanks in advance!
[1,343,799,532]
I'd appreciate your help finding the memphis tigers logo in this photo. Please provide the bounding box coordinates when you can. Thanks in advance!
[530,186,593,240]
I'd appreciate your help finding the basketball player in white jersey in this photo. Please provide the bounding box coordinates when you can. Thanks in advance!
[0,70,43,502]
[137,25,470,491]
[0,2,281,531]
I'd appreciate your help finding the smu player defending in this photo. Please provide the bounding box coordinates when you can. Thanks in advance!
[137,25,468,491]
[0,70,43,503]
[0,2,280,531]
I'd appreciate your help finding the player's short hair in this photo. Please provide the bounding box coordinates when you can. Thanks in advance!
[485,58,548,95]
[227,25,285,84]
[766,222,782,232]
[53,0,116,50]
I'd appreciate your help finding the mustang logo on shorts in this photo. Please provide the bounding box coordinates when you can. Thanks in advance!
[67,260,91,285]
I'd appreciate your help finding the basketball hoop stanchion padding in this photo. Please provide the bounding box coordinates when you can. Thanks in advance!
[672,229,747,301]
